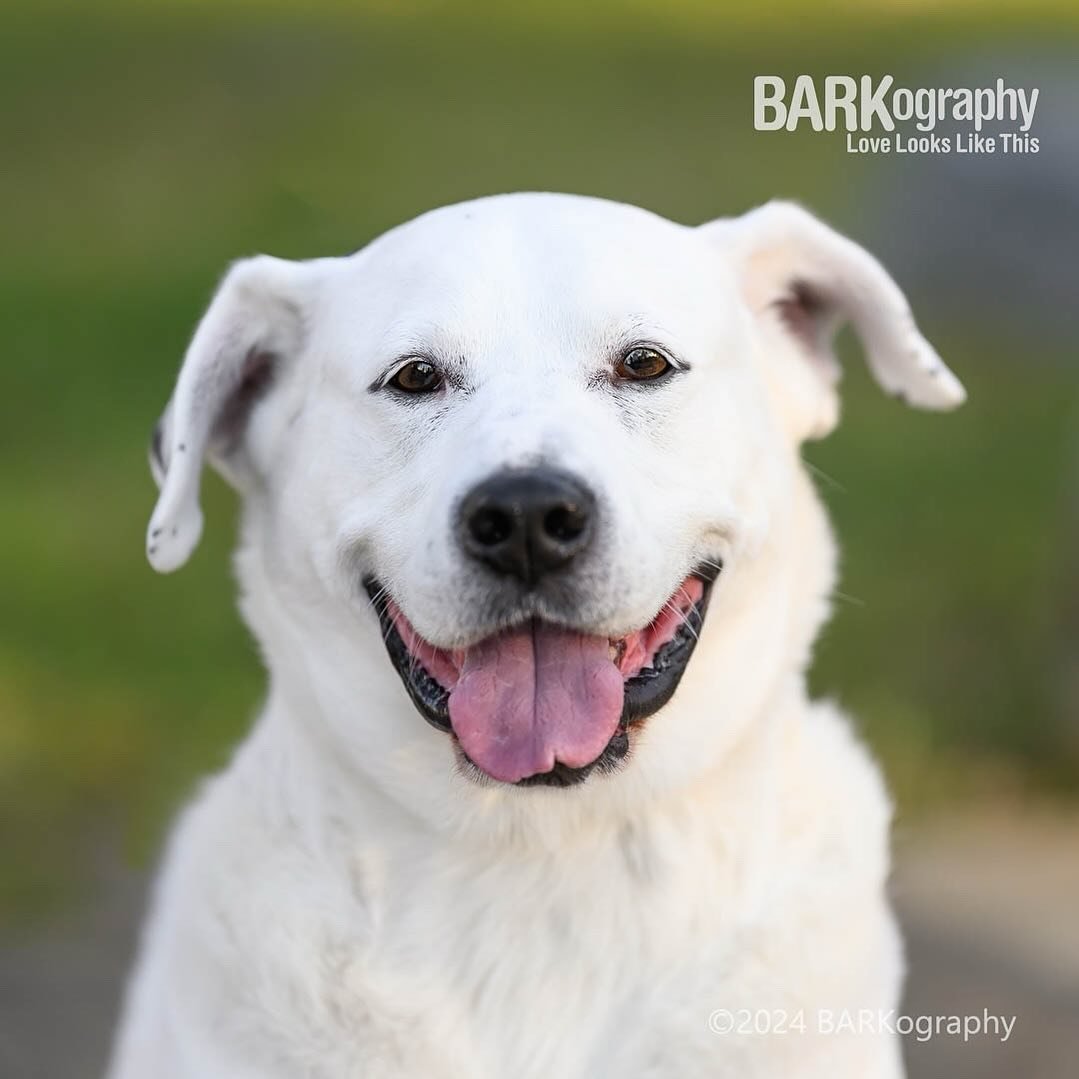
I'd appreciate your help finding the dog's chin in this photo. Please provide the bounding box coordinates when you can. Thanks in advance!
[363,565,717,789]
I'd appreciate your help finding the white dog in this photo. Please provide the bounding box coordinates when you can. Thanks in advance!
[109,193,964,1078]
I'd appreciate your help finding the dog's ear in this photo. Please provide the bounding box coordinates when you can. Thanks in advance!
[702,201,965,440]
[147,255,316,573]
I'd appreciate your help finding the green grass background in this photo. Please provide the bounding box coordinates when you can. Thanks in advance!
[1,0,1077,920]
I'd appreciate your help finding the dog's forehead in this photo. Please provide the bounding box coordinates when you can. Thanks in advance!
[319,194,734,360]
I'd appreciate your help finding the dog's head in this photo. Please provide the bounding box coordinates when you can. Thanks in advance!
[147,194,963,813]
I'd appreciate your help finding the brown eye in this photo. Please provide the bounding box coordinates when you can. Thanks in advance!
[615,346,672,382]
[390,358,442,394]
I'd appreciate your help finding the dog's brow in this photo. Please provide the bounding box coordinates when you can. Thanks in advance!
[605,318,691,370]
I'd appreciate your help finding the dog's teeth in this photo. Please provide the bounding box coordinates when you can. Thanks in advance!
[609,640,626,664]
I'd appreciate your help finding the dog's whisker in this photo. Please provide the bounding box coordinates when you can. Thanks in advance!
[367,583,392,615]
[661,596,700,643]
[830,589,866,608]
[803,459,846,493]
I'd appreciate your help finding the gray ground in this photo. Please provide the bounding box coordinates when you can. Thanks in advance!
[894,812,1079,1079]
[2,811,1077,1078]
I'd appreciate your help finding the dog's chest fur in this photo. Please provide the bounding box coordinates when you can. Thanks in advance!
[170,788,747,1075]
[127,697,899,1079]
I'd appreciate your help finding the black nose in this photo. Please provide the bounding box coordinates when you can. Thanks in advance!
[458,468,596,585]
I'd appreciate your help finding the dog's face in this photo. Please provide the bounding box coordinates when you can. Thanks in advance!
[147,194,963,803]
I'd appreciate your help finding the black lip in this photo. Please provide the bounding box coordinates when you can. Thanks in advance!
[364,565,718,787]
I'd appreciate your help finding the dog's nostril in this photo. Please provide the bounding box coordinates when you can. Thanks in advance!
[543,504,586,542]
[470,506,515,548]
[459,468,596,584]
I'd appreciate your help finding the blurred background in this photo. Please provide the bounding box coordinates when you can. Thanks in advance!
[1,1,1076,1075]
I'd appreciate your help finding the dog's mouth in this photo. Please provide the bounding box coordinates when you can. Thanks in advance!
[364,567,717,788]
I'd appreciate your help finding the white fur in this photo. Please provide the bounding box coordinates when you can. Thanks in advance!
[111,194,962,1078]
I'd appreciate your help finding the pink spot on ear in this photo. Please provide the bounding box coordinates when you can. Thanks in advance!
[774,279,826,352]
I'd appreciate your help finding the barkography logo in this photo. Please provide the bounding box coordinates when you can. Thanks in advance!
[754,75,1040,155]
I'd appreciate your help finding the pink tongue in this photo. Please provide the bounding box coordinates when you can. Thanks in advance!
[448,623,625,783]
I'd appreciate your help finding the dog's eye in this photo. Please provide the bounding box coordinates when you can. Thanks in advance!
[615,347,672,382]
[389,358,443,394]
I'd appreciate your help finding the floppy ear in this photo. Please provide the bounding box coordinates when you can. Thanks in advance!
[702,200,965,441]
[147,255,315,573]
